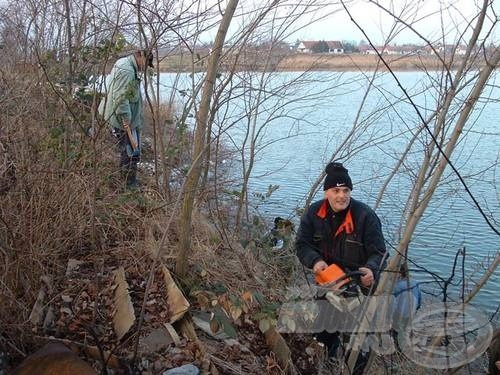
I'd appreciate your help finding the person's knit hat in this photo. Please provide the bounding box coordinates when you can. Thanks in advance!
[323,162,353,191]
[145,50,154,68]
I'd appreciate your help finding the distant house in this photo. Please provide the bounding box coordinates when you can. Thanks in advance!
[297,41,317,53]
[359,45,377,54]
[359,43,437,56]
[455,45,467,55]
[437,44,468,56]
[401,44,430,55]
[326,41,344,54]
[384,45,403,55]
[297,40,344,54]
[359,45,406,55]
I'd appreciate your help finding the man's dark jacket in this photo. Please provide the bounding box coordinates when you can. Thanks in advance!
[296,198,387,278]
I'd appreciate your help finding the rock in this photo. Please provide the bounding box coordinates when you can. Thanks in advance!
[162,363,200,375]
[139,327,174,353]
[12,342,96,375]
[42,306,55,331]
[65,259,85,277]
[191,311,229,340]
[224,338,240,346]
[61,295,73,303]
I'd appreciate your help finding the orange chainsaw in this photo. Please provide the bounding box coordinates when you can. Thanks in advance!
[315,264,366,311]
[315,263,364,289]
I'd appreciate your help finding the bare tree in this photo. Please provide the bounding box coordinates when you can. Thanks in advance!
[175,0,240,276]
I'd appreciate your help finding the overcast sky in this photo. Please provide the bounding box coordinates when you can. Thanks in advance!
[289,0,499,45]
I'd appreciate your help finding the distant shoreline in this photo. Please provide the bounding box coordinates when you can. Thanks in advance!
[158,52,489,72]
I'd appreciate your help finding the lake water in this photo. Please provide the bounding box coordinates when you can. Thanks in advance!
[158,70,499,319]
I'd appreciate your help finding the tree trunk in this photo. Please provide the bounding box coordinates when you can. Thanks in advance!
[176,0,239,277]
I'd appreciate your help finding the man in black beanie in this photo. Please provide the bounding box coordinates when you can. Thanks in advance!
[295,162,387,373]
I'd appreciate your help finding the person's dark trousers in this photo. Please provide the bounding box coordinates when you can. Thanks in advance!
[113,127,140,189]
[316,330,370,375]
[316,330,341,357]
[313,279,373,373]
[351,350,369,375]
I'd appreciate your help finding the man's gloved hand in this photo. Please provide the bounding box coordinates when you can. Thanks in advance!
[313,260,328,274]
[359,267,374,286]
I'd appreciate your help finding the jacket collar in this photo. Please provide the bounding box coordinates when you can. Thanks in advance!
[335,209,354,236]
[316,199,329,219]
[316,199,354,236]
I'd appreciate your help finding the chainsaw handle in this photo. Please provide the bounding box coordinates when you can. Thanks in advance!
[345,270,365,279]
[330,270,364,284]
[319,272,357,289]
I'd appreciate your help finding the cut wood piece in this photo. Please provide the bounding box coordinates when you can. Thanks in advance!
[178,313,201,342]
[265,326,292,372]
[112,267,135,340]
[161,265,189,323]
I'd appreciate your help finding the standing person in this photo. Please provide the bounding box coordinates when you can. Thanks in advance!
[98,49,153,190]
[295,162,387,373]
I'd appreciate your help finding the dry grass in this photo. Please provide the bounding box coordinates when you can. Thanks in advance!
[0,66,154,359]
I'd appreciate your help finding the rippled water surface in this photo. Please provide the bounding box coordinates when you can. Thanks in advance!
[159,71,499,318]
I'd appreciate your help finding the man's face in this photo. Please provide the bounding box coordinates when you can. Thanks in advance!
[137,54,146,72]
[135,53,147,72]
[325,186,351,212]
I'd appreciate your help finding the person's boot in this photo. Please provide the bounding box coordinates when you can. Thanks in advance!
[123,166,140,192]
[126,177,139,191]
[126,173,140,191]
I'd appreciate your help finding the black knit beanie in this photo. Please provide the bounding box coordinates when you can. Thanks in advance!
[323,162,353,191]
